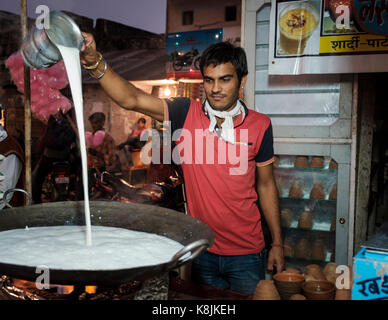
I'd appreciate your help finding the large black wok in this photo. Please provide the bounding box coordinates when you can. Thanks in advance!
[0,201,214,286]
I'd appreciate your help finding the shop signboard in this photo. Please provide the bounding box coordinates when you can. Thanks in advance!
[166,28,223,79]
[268,0,388,74]
[352,247,388,300]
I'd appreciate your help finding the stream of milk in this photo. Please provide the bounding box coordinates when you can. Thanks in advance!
[57,45,92,246]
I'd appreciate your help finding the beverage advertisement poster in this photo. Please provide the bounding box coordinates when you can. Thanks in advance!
[268,0,388,74]
[166,28,223,79]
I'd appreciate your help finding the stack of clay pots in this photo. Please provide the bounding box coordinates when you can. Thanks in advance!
[280,208,293,228]
[311,240,326,261]
[283,238,294,258]
[323,262,338,284]
[303,263,352,300]
[294,156,309,168]
[266,263,353,300]
[289,180,304,198]
[253,280,281,300]
[298,209,313,229]
[295,239,311,259]
[310,156,325,169]
[310,182,325,199]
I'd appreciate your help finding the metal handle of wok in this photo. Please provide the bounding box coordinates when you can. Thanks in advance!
[167,239,210,269]
[2,188,32,208]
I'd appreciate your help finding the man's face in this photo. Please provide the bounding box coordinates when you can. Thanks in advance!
[202,62,246,112]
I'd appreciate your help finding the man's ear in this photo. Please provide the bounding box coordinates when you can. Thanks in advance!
[239,75,247,99]
[240,75,247,89]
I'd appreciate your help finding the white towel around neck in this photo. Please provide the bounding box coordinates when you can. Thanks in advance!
[204,100,244,144]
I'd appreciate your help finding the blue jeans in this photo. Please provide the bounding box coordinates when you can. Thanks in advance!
[191,249,267,295]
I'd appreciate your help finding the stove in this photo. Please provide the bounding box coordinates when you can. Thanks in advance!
[0,273,169,300]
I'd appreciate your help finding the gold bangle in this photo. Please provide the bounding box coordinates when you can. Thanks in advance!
[82,52,103,70]
[89,57,107,80]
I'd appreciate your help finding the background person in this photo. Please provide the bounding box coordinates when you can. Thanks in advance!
[32,111,76,204]
[118,117,149,166]
[86,112,119,173]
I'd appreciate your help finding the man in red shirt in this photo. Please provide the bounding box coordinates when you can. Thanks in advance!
[81,33,284,295]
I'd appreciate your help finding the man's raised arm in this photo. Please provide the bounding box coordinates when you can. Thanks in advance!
[80,32,165,122]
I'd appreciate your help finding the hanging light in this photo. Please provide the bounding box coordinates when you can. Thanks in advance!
[163,86,171,97]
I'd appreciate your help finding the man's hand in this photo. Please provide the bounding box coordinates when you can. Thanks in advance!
[80,32,98,66]
[267,246,285,274]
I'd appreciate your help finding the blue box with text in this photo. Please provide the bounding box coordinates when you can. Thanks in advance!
[352,247,388,300]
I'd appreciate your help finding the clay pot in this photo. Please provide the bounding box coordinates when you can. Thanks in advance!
[302,280,335,300]
[310,183,325,199]
[280,208,293,228]
[289,180,304,198]
[329,159,338,169]
[253,280,281,300]
[295,239,310,259]
[290,294,307,300]
[283,239,294,257]
[323,262,338,276]
[305,264,326,281]
[294,156,309,168]
[273,273,305,300]
[283,267,302,274]
[335,289,351,300]
[329,184,337,200]
[311,240,326,261]
[323,262,339,284]
[298,209,313,229]
[310,156,324,169]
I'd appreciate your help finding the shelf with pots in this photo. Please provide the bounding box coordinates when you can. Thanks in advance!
[273,154,339,270]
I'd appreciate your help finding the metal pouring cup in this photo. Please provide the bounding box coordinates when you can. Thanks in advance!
[20,11,84,69]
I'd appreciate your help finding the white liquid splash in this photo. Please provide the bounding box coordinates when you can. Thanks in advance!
[57,45,92,246]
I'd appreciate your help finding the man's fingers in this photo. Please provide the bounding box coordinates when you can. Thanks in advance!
[267,258,274,272]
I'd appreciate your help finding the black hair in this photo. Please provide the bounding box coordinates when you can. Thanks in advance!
[138,118,146,124]
[199,42,248,85]
[88,112,105,124]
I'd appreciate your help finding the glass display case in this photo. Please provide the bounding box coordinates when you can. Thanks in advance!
[274,155,338,270]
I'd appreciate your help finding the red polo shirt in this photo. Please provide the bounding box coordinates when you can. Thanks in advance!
[164,98,274,255]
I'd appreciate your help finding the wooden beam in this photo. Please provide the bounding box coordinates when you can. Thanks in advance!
[354,74,376,253]
[20,0,32,198]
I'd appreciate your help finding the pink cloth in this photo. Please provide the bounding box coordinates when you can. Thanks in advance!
[85,130,105,148]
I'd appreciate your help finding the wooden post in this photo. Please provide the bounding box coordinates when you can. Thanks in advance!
[354,74,376,253]
[20,0,32,198]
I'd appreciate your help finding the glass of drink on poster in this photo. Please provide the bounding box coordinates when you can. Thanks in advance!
[278,1,319,55]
